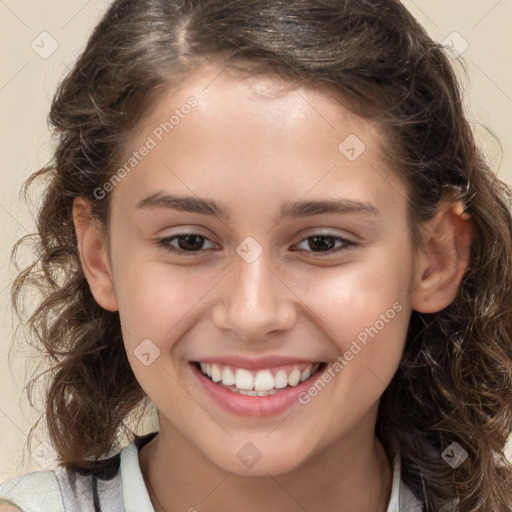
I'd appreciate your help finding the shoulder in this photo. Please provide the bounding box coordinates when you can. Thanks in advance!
[0,450,122,512]
[0,455,123,512]
[387,452,425,512]
[0,470,65,512]
[399,481,424,511]
[0,432,158,512]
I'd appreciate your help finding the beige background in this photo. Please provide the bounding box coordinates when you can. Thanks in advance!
[1,0,511,480]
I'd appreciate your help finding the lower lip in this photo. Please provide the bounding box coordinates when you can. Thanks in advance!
[190,362,325,417]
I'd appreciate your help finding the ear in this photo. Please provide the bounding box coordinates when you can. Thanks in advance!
[72,197,119,312]
[411,200,473,313]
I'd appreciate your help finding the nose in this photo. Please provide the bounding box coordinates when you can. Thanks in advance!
[212,246,297,342]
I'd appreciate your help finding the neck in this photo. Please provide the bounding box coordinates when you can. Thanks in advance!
[140,415,393,512]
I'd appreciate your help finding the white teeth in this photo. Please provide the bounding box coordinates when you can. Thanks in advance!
[211,364,222,383]
[235,368,254,390]
[221,367,235,386]
[287,369,301,387]
[300,367,311,383]
[274,370,288,389]
[253,370,275,391]
[198,362,322,393]
[225,386,282,396]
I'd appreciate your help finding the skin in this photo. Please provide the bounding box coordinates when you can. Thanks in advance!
[73,65,472,512]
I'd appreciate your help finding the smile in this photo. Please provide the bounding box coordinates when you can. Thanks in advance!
[194,361,325,396]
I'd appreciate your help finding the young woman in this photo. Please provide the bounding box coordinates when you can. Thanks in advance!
[2,1,512,510]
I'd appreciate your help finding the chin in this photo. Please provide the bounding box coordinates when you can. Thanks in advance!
[202,437,314,477]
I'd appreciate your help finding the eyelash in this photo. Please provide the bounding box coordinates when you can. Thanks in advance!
[156,232,356,257]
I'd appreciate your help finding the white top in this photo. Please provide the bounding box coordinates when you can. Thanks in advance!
[0,433,423,511]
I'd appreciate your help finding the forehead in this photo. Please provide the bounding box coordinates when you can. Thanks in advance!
[110,65,406,217]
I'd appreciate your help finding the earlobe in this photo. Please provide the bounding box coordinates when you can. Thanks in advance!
[411,200,473,314]
[72,197,119,312]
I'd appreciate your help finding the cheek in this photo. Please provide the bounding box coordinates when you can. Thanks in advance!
[115,263,208,346]
[283,249,413,442]
[299,239,414,383]
[113,261,209,401]
[304,240,412,331]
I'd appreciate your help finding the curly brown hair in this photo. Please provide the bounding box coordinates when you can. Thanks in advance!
[10,0,512,510]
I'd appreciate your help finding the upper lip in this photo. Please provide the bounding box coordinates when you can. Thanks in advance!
[192,355,324,371]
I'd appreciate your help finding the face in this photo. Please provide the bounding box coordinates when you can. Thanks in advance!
[103,65,417,476]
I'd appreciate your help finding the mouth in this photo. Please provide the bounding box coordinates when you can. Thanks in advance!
[192,361,327,396]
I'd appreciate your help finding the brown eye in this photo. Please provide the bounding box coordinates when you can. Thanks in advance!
[157,233,218,255]
[292,234,355,257]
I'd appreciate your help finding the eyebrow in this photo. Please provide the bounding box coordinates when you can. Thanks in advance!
[135,191,380,220]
